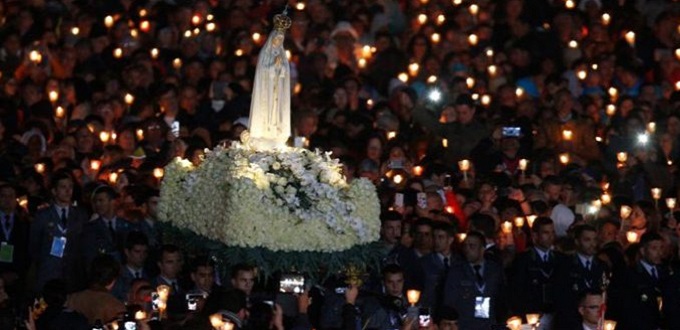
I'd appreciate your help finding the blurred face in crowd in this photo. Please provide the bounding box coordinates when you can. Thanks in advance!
[192,265,215,293]
[52,177,74,205]
[463,235,485,264]
[145,196,159,219]
[439,319,459,330]
[0,186,17,213]
[381,220,402,245]
[433,229,454,255]
[93,192,115,217]
[383,271,404,297]
[366,137,382,162]
[128,280,152,306]
[532,223,555,250]
[75,126,94,153]
[543,183,561,202]
[231,269,255,296]
[455,104,475,125]
[575,230,598,257]
[578,293,603,326]
[125,244,148,269]
[642,239,664,265]
[630,205,648,229]
[598,222,618,245]
[158,251,183,279]
[414,223,433,252]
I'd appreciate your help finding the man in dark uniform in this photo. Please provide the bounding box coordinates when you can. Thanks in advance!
[443,231,505,329]
[420,222,456,312]
[613,232,671,330]
[29,170,88,293]
[510,217,562,329]
[0,183,31,296]
[554,225,607,330]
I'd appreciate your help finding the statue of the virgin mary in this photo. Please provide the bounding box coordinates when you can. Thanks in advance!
[245,10,292,150]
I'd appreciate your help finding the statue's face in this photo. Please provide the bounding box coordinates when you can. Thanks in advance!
[272,34,284,47]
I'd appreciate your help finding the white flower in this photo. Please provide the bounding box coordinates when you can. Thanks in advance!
[272,162,281,170]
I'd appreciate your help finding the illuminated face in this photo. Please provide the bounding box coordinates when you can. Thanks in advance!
[578,294,603,325]
[575,230,598,256]
[231,270,255,295]
[192,265,215,293]
[52,177,74,205]
[381,220,402,245]
[383,272,404,297]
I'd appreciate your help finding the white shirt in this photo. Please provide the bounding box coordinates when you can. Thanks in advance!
[640,260,658,278]
[551,203,575,237]
[535,247,551,262]
[582,323,597,330]
[577,253,594,269]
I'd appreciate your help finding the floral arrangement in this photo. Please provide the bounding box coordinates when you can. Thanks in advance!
[158,141,381,253]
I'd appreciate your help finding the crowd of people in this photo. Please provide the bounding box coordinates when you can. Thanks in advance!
[0,0,680,329]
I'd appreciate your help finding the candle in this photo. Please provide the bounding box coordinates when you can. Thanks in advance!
[527,215,537,228]
[480,94,491,106]
[468,4,479,16]
[184,30,193,38]
[366,99,374,109]
[666,198,676,209]
[458,159,470,172]
[34,163,45,174]
[252,32,262,43]
[515,87,524,98]
[559,153,570,165]
[136,129,144,140]
[518,159,528,172]
[413,166,423,176]
[606,104,616,116]
[206,22,216,32]
[442,138,448,148]
[124,93,134,105]
[675,48,680,61]
[456,233,467,242]
[647,122,656,134]
[568,40,578,48]
[109,172,118,184]
[99,131,110,143]
[601,13,611,26]
[417,14,427,25]
[445,206,454,214]
[130,29,139,38]
[617,152,628,163]
[426,75,437,84]
[406,290,421,305]
[608,87,618,99]
[626,231,639,244]
[387,131,397,140]
[676,81,680,91]
[601,192,611,205]
[397,72,408,83]
[576,70,587,80]
[603,320,617,330]
[104,15,114,28]
[150,48,159,59]
[358,58,367,69]
[526,313,540,325]
[485,48,494,58]
[90,160,101,171]
[295,2,306,10]
[48,90,58,103]
[565,0,575,9]
[431,33,440,43]
[55,106,66,119]
[210,314,226,328]
[651,188,662,200]
[140,20,150,32]
[487,65,497,77]
[393,174,404,184]
[29,50,42,63]
[562,129,573,141]
[466,77,475,89]
[154,168,165,179]
[113,47,123,59]
[620,205,632,219]
[408,63,419,77]
[135,311,147,320]
[506,316,522,330]
[157,285,171,300]
[514,217,525,228]
[624,31,635,47]
[468,34,478,46]
[18,196,28,209]
[436,14,445,25]
[173,58,182,69]
[71,27,80,36]
[191,14,201,26]
[501,221,513,234]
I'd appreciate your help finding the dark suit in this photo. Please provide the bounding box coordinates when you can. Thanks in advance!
[443,259,505,329]
[395,247,425,290]
[419,252,454,310]
[152,275,186,316]
[83,216,138,264]
[29,205,87,292]
[614,262,669,330]
[111,265,150,301]
[553,254,607,330]
[510,248,563,315]
[0,210,31,278]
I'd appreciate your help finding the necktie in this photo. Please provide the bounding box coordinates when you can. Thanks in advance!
[2,215,9,240]
[444,257,450,269]
[172,281,179,293]
[107,220,116,238]
[60,208,67,227]
[544,253,550,263]
[651,266,658,280]
[473,265,484,287]
[585,260,591,271]
[135,271,141,279]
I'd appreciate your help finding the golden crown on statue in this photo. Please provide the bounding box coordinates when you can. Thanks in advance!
[273,10,292,32]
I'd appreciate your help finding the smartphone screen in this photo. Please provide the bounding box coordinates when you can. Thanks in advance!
[171,121,180,138]
[418,307,431,327]
[151,292,160,311]
[394,193,404,207]
[279,274,305,294]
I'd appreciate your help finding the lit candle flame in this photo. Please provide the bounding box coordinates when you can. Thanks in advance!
[458,159,470,171]
[501,221,513,234]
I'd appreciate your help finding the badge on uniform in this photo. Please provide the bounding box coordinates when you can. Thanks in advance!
[0,242,13,263]
[474,296,491,319]
[50,236,67,258]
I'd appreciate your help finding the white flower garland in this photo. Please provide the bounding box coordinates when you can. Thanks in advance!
[159,142,380,252]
